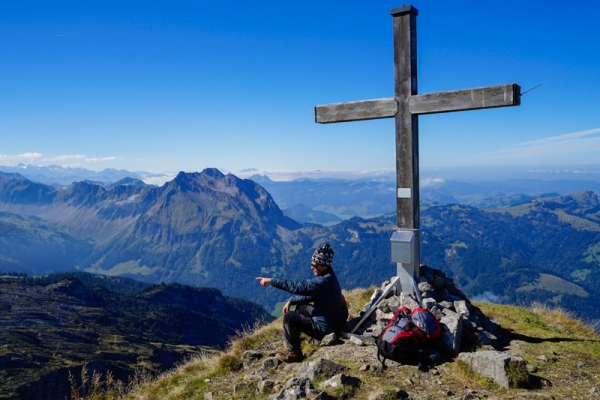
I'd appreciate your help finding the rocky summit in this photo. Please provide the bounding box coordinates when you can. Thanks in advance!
[235,266,530,399]
[164,265,599,400]
[352,265,505,358]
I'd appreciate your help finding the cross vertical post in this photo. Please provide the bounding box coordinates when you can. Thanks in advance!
[314,5,521,294]
[391,6,420,291]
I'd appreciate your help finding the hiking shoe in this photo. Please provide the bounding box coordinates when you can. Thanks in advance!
[276,350,304,363]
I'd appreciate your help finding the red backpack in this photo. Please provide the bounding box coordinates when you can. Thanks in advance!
[376,306,441,367]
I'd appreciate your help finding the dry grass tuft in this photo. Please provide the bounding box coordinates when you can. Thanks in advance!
[124,319,281,400]
[229,320,283,355]
[343,286,376,318]
[529,301,599,338]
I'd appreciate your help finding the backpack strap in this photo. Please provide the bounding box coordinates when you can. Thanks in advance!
[377,348,388,370]
[375,336,388,370]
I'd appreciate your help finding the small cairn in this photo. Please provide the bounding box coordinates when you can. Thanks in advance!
[348,265,505,358]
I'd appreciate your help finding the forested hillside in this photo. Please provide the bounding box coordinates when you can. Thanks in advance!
[420,191,600,322]
[0,273,273,399]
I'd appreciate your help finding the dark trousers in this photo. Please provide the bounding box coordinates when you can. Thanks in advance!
[283,305,324,352]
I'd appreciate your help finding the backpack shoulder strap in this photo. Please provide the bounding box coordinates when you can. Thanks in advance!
[376,345,388,369]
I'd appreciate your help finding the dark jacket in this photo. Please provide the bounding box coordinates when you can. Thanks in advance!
[270,269,345,334]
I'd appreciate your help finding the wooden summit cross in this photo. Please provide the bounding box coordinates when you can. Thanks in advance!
[315,5,521,293]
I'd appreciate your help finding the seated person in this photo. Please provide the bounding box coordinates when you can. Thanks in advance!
[256,243,346,363]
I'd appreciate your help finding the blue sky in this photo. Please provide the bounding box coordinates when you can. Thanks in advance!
[1,0,599,183]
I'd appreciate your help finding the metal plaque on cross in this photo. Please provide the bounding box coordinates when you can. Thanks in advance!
[314,5,521,294]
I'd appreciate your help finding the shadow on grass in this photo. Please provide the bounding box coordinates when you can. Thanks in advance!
[505,331,595,344]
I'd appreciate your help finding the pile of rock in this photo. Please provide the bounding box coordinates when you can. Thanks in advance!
[349,265,506,356]
[210,266,534,399]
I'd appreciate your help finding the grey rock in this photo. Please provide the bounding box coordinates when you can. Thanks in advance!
[440,314,462,354]
[301,357,347,380]
[233,381,251,394]
[422,297,437,310]
[320,373,361,389]
[320,333,337,346]
[526,363,538,373]
[438,300,454,310]
[399,292,420,309]
[377,311,394,323]
[387,296,402,311]
[474,330,497,346]
[377,298,391,313]
[257,379,276,393]
[442,308,459,318]
[261,356,281,371]
[350,335,364,346]
[243,350,263,361]
[428,305,445,321]
[275,376,315,400]
[458,350,528,388]
[368,325,383,337]
[453,300,470,316]
[418,281,435,293]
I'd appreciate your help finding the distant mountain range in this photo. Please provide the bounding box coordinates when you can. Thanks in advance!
[0,164,152,185]
[1,168,600,326]
[6,163,600,222]
[252,173,600,222]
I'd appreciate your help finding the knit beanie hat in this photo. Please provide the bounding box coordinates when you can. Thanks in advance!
[311,243,334,268]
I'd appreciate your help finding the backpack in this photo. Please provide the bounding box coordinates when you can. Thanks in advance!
[375,306,441,368]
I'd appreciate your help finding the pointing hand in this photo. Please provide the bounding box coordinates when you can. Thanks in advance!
[256,277,271,287]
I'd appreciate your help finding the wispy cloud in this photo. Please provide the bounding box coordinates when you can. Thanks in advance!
[480,127,600,162]
[0,152,44,164]
[0,153,117,167]
[471,291,509,304]
[234,168,396,182]
[421,177,445,188]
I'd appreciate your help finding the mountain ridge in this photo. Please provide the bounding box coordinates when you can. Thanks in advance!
[1,169,600,325]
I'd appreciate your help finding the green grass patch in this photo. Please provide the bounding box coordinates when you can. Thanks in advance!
[515,273,588,297]
[583,242,600,264]
[507,360,529,388]
[571,268,591,281]
[271,301,286,318]
[214,354,242,374]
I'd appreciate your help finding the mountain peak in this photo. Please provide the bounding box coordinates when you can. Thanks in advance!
[249,174,273,184]
[0,171,28,181]
[200,168,225,179]
[570,190,599,207]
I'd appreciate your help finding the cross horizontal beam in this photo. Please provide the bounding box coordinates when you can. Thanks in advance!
[314,83,520,124]
[315,98,397,124]
[408,83,521,115]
